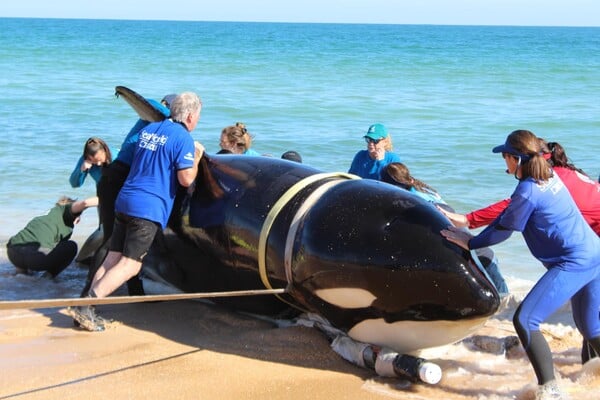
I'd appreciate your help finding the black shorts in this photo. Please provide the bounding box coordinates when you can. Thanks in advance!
[110,212,160,262]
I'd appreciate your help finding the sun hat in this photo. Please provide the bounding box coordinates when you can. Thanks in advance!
[364,123,389,140]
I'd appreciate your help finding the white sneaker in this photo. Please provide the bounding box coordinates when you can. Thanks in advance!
[535,380,565,400]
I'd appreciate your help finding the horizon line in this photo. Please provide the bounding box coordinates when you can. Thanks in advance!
[0,16,598,28]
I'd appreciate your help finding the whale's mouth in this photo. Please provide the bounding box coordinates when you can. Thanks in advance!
[469,248,503,293]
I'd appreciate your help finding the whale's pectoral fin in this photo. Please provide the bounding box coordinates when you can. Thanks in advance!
[114,86,167,122]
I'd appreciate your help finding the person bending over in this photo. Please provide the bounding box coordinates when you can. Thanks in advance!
[441,129,600,399]
[69,92,204,332]
[7,196,98,278]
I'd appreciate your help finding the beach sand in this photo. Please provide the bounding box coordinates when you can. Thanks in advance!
[1,293,599,400]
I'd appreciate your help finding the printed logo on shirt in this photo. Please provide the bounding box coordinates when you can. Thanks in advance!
[139,130,168,151]
[184,152,194,161]
[538,175,564,195]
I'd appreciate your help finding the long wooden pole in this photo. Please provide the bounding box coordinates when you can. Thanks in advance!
[0,288,287,310]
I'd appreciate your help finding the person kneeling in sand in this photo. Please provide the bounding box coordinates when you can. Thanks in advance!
[6,196,98,278]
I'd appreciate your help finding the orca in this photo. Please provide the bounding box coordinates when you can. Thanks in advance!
[141,156,502,355]
[114,86,501,355]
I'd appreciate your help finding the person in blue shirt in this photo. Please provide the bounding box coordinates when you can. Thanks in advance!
[348,123,401,180]
[69,137,112,189]
[441,129,600,399]
[69,92,204,332]
[219,122,261,155]
[84,97,173,297]
[69,137,111,267]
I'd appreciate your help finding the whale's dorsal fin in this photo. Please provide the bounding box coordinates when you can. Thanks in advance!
[115,86,167,122]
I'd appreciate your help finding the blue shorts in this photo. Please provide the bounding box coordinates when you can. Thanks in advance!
[110,212,159,262]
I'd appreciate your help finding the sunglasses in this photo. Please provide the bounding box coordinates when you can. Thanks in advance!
[365,137,383,145]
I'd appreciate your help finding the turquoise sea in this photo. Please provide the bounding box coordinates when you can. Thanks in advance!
[1,18,599,296]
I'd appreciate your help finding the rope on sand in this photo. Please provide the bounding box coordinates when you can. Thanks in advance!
[0,288,288,310]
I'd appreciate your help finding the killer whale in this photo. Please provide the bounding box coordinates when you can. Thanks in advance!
[145,154,501,354]
[113,86,501,355]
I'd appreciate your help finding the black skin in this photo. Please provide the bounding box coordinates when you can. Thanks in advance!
[153,155,501,326]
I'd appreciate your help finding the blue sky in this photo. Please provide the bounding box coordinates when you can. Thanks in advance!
[1,0,598,26]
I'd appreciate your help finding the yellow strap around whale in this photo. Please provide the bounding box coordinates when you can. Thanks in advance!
[257,172,360,291]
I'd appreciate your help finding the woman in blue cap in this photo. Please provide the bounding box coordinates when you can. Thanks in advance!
[348,123,401,180]
[441,129,600,399]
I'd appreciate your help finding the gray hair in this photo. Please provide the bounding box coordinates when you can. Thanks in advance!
[170,92,202,123]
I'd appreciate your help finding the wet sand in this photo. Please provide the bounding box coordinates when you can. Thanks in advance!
[1,295,599,400]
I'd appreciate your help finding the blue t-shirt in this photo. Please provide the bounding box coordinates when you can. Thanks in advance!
[114,99,171,166]
[348,150,401,180]
[115,120,195,228]
[471,174,600,269]
[243,148,261,156]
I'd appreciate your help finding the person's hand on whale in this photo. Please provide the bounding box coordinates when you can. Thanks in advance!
[440,225,473,250]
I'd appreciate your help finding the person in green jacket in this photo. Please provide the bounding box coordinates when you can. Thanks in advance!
[7,196,98,278]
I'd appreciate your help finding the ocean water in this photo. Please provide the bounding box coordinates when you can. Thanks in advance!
[1,18,599,298]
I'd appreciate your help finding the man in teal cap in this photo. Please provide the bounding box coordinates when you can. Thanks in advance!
[349,123,401,180]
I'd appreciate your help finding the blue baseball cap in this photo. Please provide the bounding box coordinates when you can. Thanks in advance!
[364,123,389,140]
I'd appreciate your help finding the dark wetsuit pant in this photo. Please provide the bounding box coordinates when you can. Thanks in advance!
[82,160,145,296]
[7,241,77,277]
[513,265,600,384]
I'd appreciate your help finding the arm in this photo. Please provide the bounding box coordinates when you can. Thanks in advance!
[71,196,99,214]
[438,198,512,229]
[456,192,533,250]
[177,142,204,188]
[466,199,511,229]
[69,155,91,188]
[437,207,470,228]
[441,219,513,251]
[468,219,514,249]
